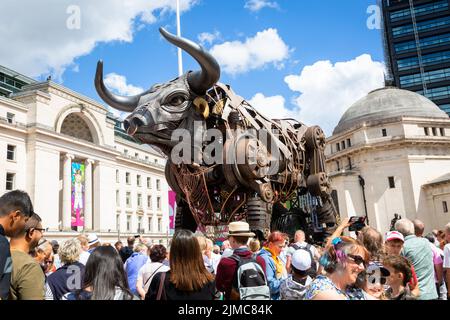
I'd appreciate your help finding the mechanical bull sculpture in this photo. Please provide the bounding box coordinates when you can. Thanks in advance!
[95,28,338,243]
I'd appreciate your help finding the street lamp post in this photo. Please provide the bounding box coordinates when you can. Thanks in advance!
[166,225,169,247]
[176,0,183,76]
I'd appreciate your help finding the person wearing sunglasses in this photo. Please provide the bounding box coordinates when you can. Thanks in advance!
[9,213,45,300]
[32,237,53,275]
[44,256,56,276]
[0,190,35,300]
[304,236,369,300]
[363,261,391,299]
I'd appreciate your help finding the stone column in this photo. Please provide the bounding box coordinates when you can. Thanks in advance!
[62,153,74,230]
[84,159,94,231]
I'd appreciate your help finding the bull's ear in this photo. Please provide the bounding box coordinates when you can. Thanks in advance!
[193,97,210,119]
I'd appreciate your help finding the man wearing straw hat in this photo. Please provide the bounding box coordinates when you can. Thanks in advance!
[215,221,266,300]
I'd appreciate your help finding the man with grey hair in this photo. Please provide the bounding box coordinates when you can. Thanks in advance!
[394,219,415,237]
[125,243,149,296]
[443,223,450,300]
[414,219,445,299]
[395,218,437,300]
[285,230,320,274]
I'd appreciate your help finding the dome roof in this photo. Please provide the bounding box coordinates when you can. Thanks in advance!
[333,87,448,135]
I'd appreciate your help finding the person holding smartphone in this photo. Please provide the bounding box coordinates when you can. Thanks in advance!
[325,216,366,248]
[325,217,386,300]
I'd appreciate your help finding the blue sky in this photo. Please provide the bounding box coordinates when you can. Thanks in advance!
[0,0,386,135]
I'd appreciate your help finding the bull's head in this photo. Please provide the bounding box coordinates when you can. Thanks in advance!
[95,28,221,154]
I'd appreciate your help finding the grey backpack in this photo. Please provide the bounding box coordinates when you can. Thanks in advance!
[230,254,271,300]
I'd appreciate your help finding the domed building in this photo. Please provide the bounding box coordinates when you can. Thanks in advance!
[325,86,450,233]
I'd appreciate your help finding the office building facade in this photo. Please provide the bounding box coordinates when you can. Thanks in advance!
[0,65,171,244]
[381,0,450,115]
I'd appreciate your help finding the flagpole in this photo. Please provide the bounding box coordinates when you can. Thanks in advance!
[176,0,183,76]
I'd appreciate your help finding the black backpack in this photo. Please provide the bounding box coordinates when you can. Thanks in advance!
[290,243,317,276]
[229,254,270,300]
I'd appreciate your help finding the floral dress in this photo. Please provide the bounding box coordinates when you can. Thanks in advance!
[303,275,349,300]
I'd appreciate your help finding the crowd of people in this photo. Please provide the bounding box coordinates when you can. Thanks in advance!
[1,189,450,301]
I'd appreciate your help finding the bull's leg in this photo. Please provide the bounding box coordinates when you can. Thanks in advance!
[174,195,197,233]
[314,195,338,243]
[246,195,272,241]
[270,203,309,242]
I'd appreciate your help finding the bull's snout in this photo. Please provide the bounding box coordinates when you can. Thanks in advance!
[123,115,147,135]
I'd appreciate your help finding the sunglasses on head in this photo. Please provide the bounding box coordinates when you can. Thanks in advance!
[347,254,366,267]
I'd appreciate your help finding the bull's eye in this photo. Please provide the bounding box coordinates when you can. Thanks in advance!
[168,95,186,106]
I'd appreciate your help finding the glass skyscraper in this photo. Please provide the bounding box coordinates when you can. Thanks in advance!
[381,0,450,115]
[0,65,36,97]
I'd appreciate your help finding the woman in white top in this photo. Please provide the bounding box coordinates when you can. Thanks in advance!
[136,244,170,299]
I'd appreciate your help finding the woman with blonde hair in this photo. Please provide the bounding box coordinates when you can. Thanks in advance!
[304,236,369,300]
[45,238,85,300]
[196,235,214,274]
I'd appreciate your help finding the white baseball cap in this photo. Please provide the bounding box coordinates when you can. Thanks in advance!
[385,231,404,242]
[291,249,312,271]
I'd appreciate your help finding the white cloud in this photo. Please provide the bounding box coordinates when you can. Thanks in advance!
[198,31,221,46]
[0,0,197,80]
[248,93,294,120]
[245,0,279,12]
[210,28,290,75]
[104,73,144,96]
[103,73,144,119]
[284,54,385,136]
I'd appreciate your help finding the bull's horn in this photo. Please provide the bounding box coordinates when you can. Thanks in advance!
[159,27,220,95]
[94,60,150,112]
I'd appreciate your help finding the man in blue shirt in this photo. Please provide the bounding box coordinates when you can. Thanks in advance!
[124,243,149,296]
[0,190,35,300]
[395,218,438,300]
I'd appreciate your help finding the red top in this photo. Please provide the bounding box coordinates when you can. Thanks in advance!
[409,264,418,289]
[215,248,266,300]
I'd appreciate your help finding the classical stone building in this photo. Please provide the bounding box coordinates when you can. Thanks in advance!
[325,87,450,234]
[0,65,170,244]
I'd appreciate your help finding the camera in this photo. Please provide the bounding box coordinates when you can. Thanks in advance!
[348,216,367,232]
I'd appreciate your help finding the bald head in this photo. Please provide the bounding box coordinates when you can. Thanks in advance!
[413,219,425,237]
[294,230,305,243]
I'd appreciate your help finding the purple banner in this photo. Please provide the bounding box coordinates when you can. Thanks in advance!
[168,190,176,234]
